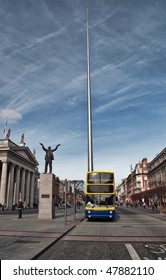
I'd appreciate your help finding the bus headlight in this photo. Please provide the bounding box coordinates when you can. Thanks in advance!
[88,211,91,213]
[110,211,112,213]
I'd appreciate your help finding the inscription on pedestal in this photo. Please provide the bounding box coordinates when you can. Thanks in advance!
[41,194,50,198]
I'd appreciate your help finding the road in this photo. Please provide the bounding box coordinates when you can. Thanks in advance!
[37,206,166,260]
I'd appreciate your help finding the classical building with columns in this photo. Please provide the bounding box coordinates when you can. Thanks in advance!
[0,137,39,209]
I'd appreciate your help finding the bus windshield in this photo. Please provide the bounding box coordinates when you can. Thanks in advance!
[87,184,114,193]
[86,194,115,207]
[88,172,114,184]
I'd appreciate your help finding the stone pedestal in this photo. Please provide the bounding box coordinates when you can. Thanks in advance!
[38,173,55,219]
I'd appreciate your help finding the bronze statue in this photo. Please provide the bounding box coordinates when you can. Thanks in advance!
[40,143,61,173]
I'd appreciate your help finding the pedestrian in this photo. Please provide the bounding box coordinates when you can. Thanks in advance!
[154,202,158,211]
[77,201,81,211]
[152,202,154,211]
[12,203,16,210]
[143,202,146,208]
[18,200,24,218]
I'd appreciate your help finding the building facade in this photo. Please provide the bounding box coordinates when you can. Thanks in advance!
[0,138,39,209]
[116,178,127,204]
[148,148,166,190]
[126,158,149,204]
[147,147,166,210]
[117,149,166,212]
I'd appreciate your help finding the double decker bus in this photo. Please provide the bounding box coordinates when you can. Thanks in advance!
[85,170,116,220]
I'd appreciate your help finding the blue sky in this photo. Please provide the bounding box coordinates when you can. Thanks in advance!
[0,0,166,184]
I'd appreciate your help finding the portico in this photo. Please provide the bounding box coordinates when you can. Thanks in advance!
[0,138,39,209]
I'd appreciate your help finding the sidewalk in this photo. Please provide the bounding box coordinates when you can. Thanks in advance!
[0,210,84,260]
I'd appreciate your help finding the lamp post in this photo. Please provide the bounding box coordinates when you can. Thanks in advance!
[64,179,68,225]
[130,164,134,203]
[70,180,84,220]
[73,181,76,220]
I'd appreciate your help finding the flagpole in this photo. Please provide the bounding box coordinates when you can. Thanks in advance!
[3,119,8,138]
[86,8,94,172]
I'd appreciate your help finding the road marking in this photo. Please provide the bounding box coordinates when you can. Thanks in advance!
[125,243,140,260]
[145,244,166,254]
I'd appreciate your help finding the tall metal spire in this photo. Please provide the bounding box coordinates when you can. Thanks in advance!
[86,8,94,171]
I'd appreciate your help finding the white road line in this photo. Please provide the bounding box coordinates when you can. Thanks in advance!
[125,243,141,260]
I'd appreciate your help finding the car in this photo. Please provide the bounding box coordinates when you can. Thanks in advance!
[63,202,72,208]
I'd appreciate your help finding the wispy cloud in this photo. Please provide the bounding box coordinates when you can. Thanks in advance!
[0,109,22,123]
[90,6,121,29]
[29,27,67,46]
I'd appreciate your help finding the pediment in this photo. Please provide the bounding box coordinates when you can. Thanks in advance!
[12,146,38,166]
[0,139,38,166]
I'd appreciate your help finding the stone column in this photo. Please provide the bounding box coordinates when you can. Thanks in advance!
[21,168,25,202]
[0,161,8,205]
[30,172,35,208]
[38,173,56,219]
[25,170,30,207]
[15,166,21,205]
[7,163,15,209]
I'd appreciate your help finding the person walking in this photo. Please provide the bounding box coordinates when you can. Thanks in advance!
[18,200,24,218]
[154,202,158,211]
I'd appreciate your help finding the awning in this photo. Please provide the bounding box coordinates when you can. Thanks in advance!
[131,185,166,200]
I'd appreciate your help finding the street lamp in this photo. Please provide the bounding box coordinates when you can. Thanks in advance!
[64,179,68,225]
[70,180,84,220]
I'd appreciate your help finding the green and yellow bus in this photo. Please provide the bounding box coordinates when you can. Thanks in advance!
[85,170,116,220]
